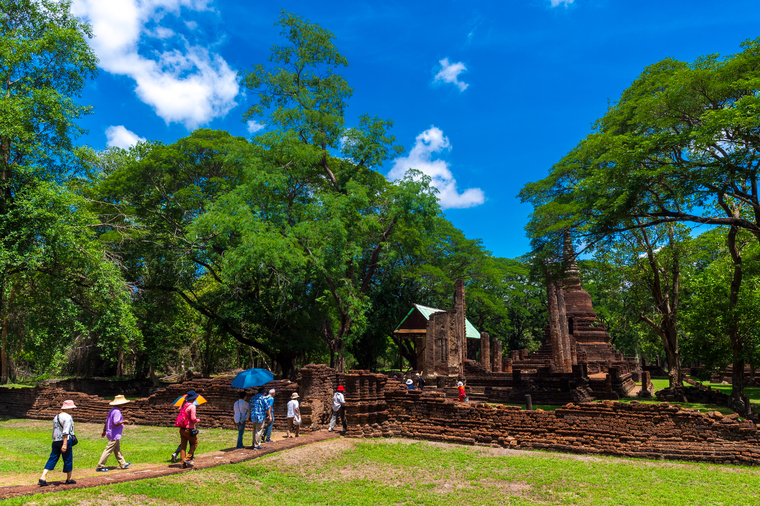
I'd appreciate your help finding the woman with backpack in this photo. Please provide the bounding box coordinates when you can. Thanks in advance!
[38,400,78,486]
[175,390,201,468]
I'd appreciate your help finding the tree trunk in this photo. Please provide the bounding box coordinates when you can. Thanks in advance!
[726,225,745,405]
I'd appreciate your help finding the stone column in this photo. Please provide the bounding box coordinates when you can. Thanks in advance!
[555,286,572,373]
[492,337,503,373]
[503,358,513,373]
[424,316,438,379]
[480,331,491,372]
[454,279,466,375]
[547,283,566,374]
[511,350,519,361]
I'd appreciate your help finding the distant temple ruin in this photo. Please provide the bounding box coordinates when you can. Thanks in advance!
[392,233,645,403]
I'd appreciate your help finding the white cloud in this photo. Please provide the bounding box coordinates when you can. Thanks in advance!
[105,125,146,149]
[389,127,485,209]
[247,120,265,134]
[550,0,575,6]
[71,0,239,129]
[434,58,469,92]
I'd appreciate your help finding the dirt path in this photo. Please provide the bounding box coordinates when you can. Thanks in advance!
[0,430,338,501]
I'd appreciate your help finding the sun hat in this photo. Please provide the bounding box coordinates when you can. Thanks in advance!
[406,379,413,385]
[185,390,198,402]
[269,389,276,394]
[109,395,130,406]
[337,385,345,392]
[457,381,463,387]
[60,400,77,410]
[291,392,299,399]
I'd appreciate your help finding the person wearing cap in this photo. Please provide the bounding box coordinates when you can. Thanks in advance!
[39,400,77,486]
[457,381,466,402]
[416,372,425,391]
[405,378,415,390]
[178,390,201,468]
[328,385,347,432]
[233,391,250,449]
[263,388,276,443]
[286,393,300,438]
[96,395,132,471]
[249,386,268,449]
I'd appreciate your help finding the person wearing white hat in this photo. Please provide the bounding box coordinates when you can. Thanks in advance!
[405,379,415,390]
[96,395,132,471]
[39,400,77,486]
[457,381,466,402]
[286,392,301,438]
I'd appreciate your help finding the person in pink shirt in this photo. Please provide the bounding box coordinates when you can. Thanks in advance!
[177,390,201,468]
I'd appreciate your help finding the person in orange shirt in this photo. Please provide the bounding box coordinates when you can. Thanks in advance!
[457,381,466,402]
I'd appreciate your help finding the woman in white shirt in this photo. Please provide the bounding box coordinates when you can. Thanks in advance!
[233,392,250,449]
[286,393,300,438]
[39,400,77,486]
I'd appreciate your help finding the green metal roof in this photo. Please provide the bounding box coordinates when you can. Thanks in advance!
[394,303,480,339]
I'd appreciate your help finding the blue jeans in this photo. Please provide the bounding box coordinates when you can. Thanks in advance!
[236,422,246,448]
[263,418,273,440]
[45,440,73,473]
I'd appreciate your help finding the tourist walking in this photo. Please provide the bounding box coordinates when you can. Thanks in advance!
[406,378,415,390]
[233,391,249,449]
[176,390,201,468]
[286,393,300,438]
[328,385,347,432]
[249,387,269,449]
[39,400,77,486]
[263,388,275,443]
[416,373,425,391]
[96,395,132,471]
[457,381,466,402]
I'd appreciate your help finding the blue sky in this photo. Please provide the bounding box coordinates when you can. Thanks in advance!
[71,0,760,259]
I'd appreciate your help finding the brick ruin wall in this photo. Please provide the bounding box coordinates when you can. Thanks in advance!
[341,370,760,466]
[3,366,760,466]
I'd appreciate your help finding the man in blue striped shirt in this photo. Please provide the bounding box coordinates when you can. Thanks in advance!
[249,387,269,449]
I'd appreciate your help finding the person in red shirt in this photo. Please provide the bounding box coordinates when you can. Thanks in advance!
[178,390,201,468]
[457,381,466,402]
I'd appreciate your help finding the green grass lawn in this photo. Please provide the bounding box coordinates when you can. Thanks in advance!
[0,418,255,487]
[4,438,759,505]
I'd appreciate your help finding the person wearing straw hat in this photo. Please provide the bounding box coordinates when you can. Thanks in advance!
[38,400,77,486]
[286,392,300,438]
[96,395,132,471]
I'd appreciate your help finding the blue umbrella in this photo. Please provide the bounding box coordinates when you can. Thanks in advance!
[231,368,274,389]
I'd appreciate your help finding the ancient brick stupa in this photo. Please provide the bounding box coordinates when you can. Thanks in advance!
[522,233,630,374]
[560,235,626,368]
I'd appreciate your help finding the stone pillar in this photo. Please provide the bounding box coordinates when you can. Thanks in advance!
[547,283,566,373]
[555,286,572,373]
[504,358,513,373]
[425,315,439,378]
[480,331,491,372]
[511,350,519,361]
[454,279,466,375]
[492,337,503,373]
[520,349,528,360]
[639,371,652,398]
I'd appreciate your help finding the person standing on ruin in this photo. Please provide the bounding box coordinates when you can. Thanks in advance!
[457,381,466,402]
[416,373,425,391]
[286,392,300,438]
[96,395,132,471]
[263,388,275,443]
[328,385,347,432]
[249,386,268,449]
[233,391,249,449]
[39,400,77,486]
